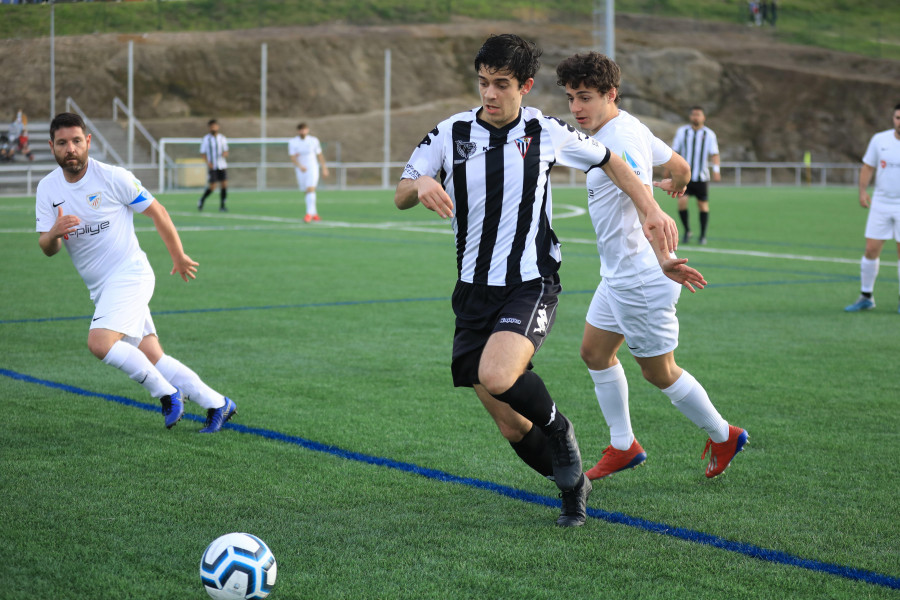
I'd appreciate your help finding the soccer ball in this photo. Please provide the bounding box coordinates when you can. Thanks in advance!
[200,532,277,599]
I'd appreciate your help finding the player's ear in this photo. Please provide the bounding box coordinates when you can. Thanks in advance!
[520,78,535,96]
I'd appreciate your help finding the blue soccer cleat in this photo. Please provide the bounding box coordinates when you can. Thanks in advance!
[199,397,237,433]
[844,295,875,312]
[160,388,184,429]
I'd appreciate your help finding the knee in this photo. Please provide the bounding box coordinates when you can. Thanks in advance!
[87,336,111,360]
[580,342,615,371]
[478,366,518,397]
[641,363,681,389]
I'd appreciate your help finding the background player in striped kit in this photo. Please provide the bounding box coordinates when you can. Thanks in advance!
[36,112,237,433]
[395,34,679,526]
[669,106,720,245]
[288,123,329,222]
[198,119,229,212]
[844,102,900,312]
[556,52,747,481]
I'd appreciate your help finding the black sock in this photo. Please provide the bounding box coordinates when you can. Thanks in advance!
[510,423,554,477]
[493,370,566,437]
[220,188,227,207]
[699,211,709,237]
[862,291,873,299]
[679,209,690,232]
[199,188,212,204]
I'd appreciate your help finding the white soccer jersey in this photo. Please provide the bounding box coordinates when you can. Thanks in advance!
[35,158,155,299]
[587,110,673,287]
[200,133,229,170]
[288,135,323,173]
[862,129,900,205]
[403,106,611,286]
[672,125,718,182]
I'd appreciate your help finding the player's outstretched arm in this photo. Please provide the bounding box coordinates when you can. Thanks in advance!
[38,205,80,257]
[142,200,198,281]
[601,153,678,253]
[395,176,454,218]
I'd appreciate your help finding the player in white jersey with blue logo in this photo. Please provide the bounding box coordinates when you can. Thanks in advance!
[556,53,747,481]
[844,103,900,313]
[288,123,329,222]
[396,35,680,527]
[36,112,237,433]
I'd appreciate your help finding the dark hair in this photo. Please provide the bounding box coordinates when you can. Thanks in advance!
[297,123,308,130]
[555,52,621,104]
[474,34,542,86]
[49,112,86,141]
[690,106,705,114]
[208,119,218,126]
[894,103,900,112]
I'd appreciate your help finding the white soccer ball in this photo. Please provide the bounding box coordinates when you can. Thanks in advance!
[200,532,277,599]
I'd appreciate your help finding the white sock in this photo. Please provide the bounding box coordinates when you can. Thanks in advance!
[305,192,317,216]
[860,256,879,294]
[589,363,633,451]
[102,341,176,399]
[154,355,225,409]
[662,370,728,443]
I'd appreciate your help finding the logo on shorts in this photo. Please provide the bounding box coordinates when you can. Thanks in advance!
[533,306,549,335]
[499,317,522,325]
[86,192,102,209]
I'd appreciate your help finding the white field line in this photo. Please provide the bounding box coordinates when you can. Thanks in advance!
[4,203,893,267]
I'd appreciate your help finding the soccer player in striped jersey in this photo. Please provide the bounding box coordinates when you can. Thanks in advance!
[556,52,747,482]
[844,103,900,313]
[36,113,237,433]
[198,119,229,212]
[395,34,679,526]
[669,106,720,245]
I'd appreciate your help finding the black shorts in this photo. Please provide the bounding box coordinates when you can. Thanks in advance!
[685,181,709,201]
[450,274,561,388]
[208,168,227,184]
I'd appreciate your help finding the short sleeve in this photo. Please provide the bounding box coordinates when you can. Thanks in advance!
[544,116,610,172]
[35,180,56,233]
[402,125,445,181]
[708,130,720,155]
[114,167,154,213]
[862,134,879,167]
[650,135,674,167]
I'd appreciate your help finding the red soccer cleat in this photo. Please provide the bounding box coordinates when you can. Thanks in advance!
[303,214,312,223]
[702,425,748,478]
[585,439,647,480]
[312,214,321,222]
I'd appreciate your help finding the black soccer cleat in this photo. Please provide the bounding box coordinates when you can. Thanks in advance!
[548,415,583,491]
[557,474,592,527]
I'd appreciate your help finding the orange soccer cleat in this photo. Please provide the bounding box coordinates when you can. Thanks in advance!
[702,425,748,478]
[585,439,647,480]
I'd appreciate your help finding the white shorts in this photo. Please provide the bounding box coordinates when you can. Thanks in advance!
[586,275,681,358]
[864,200,900,241]
[90,263,157,346]
[295,167,319,190]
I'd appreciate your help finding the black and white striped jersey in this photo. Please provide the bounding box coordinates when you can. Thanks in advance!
[672,125,719,182]
[402,106,610,286]
[199,133,229,170]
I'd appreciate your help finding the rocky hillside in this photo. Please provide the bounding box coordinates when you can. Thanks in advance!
[3,15,899,165]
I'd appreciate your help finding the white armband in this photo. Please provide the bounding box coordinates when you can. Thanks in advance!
[712,165,720,174]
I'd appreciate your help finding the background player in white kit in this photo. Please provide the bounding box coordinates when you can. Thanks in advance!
[198,119,229,212]
[844,102,900,313]
[36,112,237,433]
[288,123,329,223]
[555,52,747,480]
[669,106,720,245]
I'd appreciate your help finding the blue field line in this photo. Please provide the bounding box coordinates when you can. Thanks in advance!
[2,367,898,591]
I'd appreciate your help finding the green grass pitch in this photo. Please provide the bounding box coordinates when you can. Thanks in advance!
[1,185,898,598]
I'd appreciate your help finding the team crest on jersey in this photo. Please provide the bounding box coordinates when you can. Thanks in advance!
[455,141,477,160]
[515,136,533,158]
[86,192,102,209]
